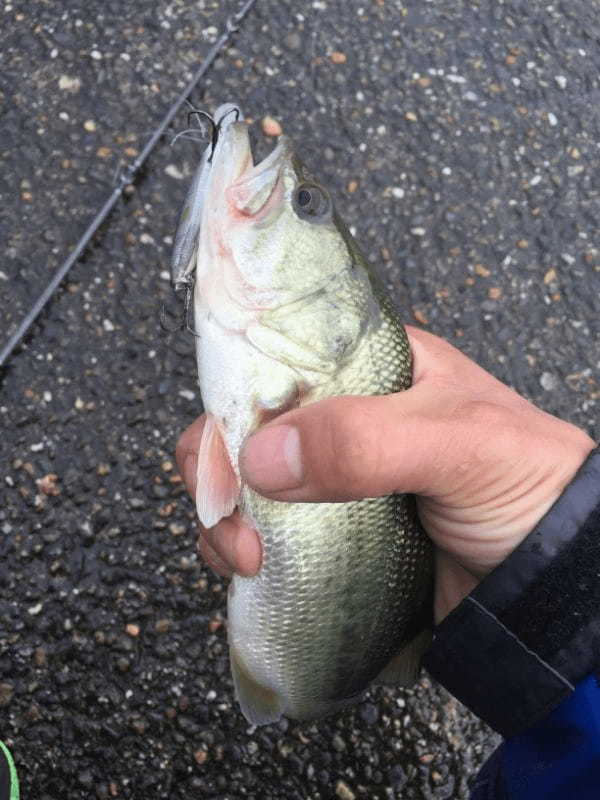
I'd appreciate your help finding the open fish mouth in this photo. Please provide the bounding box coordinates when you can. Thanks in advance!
[169,103,290,297]
[208,103,291,218]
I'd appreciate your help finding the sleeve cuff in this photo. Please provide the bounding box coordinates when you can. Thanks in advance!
[422,445,600,737]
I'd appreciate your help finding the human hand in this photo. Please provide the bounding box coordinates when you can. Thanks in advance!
[176,327,595,621]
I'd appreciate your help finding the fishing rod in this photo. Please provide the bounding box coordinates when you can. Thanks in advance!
[0,0,258,369]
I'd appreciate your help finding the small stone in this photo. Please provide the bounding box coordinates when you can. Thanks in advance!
[168,522,186,536]
[58,75,81,92]
[0,683,13,706]
[34,647,47,667]
[83,119,97,132]
[285,32,301,50]
[555,75,567,89]
[36,473,60,496]
[165,164,185,180]
[413,308,428,325]
[130,718,146,735]
[97,146,112,158]
[330,51,347,64]
[417,76,431,88]
[332,733,346,752]
[97,463,111,475]
[517,239,529,249]
[474,263,491,277]
[540,372,558,391]
[161,460,173,472]
[405,111,418,122]
[261,116,283,137]
[419,753,434,764]
[544,268,557,284]
[125,623,140,637]
[194,749,208,765]
[208,618,223,633]
[488,287,502,299]
[547,112,558,127]
[347,180,358,193]
[335,780,355,800]
[155,618,172,634]
[359,703,379,725]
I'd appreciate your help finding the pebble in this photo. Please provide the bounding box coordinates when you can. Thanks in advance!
[0,683,13,706]
[330,51,347,64]
[125,623,140,637]
[359,702,379,725]
[36,473,60,496]
[83,119,97,132]
[285,32,301,50]
[540,372,559,391]
[165,164,185,180]
[335,780,356,800]
[261,115,283,137]
[58,75,81,92]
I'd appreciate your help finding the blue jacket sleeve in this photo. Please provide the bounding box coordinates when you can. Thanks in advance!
[471,674,600,800]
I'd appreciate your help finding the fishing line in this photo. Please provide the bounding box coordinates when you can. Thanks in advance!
[0,0,259,369]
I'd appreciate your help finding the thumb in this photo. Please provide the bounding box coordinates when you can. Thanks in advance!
[239,382,469,502]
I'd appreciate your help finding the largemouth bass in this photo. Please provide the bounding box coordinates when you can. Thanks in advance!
[171,103,433,724]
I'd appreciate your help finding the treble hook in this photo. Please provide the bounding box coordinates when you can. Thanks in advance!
[159,285,188,332]
[187,108,218,153]
[184,284,201,338]
[170,128,207,146]
[215,105,241,135]
[159,283,202,338]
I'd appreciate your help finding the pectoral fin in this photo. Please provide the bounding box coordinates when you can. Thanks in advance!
[195,413,240,528]
[246,323,337,374]
[374,629,432,687]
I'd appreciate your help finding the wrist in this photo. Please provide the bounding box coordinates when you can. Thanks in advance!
[424,444,600,737]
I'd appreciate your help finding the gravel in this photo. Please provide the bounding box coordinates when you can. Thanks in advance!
[1,0,599,797]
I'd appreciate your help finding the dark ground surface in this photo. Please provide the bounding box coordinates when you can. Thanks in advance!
[1,0,600,797]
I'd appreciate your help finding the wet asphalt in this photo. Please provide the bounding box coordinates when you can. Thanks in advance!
[1,0,599,798]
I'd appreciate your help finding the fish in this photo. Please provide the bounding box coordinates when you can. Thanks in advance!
[171,103,434,724]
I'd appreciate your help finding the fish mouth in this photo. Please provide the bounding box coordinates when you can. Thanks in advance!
[209,103,291,218]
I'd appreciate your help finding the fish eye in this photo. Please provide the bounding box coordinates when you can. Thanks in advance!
[292,183,332,222]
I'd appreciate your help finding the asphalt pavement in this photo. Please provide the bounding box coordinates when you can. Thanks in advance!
[1,0,599,797]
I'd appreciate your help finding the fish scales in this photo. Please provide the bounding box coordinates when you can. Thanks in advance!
[171,102,434,724]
